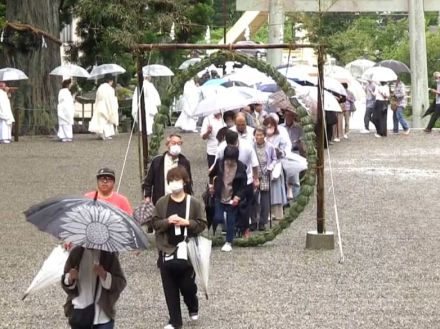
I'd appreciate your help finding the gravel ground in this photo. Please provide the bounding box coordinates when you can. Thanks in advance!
[2,129,440,329]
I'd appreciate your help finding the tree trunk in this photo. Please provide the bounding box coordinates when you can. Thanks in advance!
[2,0,61,134]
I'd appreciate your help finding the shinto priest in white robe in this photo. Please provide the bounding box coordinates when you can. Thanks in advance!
[89,82,119,139]
[57,88,75,141]
[131,79,161,135]
[0,89,14,142]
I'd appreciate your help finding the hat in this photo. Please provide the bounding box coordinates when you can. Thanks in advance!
[96,167,115,179]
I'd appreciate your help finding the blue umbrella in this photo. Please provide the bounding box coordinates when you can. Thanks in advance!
[202,78,227,86]
[25,195,149,252]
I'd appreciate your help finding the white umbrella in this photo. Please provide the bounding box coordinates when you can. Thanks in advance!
[22,245,69,300]
[89,64,126,79]
[187,236,212,300]
[324,65,354,82]
[362,66,397,82]
[225,65,275,86]
[50,64,90,78]
[179,58,202,70]
[277,64,318,81]
[0,68,28,81]
[232,86,269,104]
[194,87,251,116]
[198,84,226,99]
[295,85,342,112]
[142,64,174,77]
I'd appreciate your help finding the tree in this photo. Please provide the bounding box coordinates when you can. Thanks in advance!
[67,0,214,83]
[1,0,65,134]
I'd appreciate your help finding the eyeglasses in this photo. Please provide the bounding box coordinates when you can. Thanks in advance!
[98,176,114,182]
[169,140,182,146]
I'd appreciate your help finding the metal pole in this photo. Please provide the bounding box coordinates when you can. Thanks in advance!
[136,56,149,179]
[316,46,325,234]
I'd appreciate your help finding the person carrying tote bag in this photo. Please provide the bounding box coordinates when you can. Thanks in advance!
[152,166,207,329]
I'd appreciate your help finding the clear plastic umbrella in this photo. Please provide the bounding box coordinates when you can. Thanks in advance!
[179,58,202,70]
[375,59,411,74]
[193,88,251,116]
[0,68,28,81]
[22,245,68,300]
[345,59,376,79]
[50,64,90,78]
[187,236,212,300]
[142,64,174,77]
[89,64,126,79]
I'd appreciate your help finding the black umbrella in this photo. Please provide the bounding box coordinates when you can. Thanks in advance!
[375,60,411,74]
[25,195,149,252]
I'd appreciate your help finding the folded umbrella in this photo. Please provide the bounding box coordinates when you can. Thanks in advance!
[24,195,149,252]
[22,245,68,300]
[187,236,212,300]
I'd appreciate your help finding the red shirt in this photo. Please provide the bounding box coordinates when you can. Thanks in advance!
[84,191,133,215]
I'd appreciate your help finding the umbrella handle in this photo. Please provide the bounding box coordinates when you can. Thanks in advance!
[93,190,99,202]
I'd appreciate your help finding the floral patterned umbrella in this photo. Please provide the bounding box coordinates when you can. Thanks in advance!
[24,195,149,252]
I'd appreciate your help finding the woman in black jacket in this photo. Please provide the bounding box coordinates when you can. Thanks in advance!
[209,145,247,252]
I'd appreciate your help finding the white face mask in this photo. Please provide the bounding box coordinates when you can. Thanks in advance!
[169,180,184,193]
[169,144,181,156]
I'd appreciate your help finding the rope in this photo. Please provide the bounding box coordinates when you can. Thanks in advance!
[5,21,62,46]
[319,80,345,263]
[117,52,153,195]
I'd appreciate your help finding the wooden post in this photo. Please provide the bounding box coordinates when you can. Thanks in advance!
[316,46,325,234]
[13,105,19,142]
[136,56,149,179]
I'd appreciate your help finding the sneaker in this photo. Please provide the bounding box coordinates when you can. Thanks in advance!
[189,313,199,321]
[221,242,232,252]
[360,129,370,134]
[404,128,410,135]
[333,138,340,142]
[164,325,175,329]
[374,133,382,138]
[343,134,348,139]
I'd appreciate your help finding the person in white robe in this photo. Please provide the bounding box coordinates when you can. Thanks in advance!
[131,75,160,135]
[89,75,119,140]
[174,78,200,132]
[0,83,14,144]
[57,79,75,142]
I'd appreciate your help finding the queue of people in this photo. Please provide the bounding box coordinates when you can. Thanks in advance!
[360,77,411,137]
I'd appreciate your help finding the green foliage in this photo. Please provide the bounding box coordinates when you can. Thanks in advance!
[64,0,213,90]
[0,0,5,27]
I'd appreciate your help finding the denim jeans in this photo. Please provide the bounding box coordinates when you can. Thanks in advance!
[214,199,237,243]
[364,106,374,130]
[393,106,409,132]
